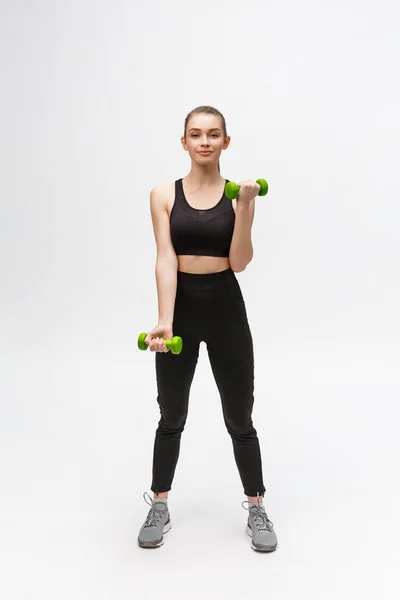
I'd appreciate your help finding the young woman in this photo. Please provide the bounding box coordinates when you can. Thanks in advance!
[137,106,278,552]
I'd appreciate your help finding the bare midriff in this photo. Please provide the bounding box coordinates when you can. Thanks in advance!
[165,181,236,275]
[175,255,230,274]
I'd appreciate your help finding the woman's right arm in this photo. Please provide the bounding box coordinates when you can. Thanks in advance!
[149,185,178,329]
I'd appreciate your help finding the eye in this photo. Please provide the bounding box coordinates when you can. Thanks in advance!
[191,133,219,138]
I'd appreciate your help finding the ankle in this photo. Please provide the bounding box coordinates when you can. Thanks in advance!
[154,492,168,499]
[247,496,264,505]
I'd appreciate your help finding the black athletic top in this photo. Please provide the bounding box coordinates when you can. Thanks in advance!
[170,178,235,257]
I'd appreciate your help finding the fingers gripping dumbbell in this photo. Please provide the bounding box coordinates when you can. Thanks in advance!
[137,332,183,355]
[225,178,269,200]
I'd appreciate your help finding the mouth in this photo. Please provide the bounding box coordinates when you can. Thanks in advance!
[198,151,212,155]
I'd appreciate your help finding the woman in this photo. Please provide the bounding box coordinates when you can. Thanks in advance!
[137,106,278,552]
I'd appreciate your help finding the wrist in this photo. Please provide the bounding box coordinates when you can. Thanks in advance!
[236,199,252,211]
[158,319,173,328]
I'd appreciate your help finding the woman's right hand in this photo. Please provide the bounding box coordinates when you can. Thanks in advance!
[145,325,174,353]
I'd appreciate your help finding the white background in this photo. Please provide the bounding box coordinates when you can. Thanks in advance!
[1,0,399,598]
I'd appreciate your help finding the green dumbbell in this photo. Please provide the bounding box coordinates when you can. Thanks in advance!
[225,178,269,200]
[137,332,183,355]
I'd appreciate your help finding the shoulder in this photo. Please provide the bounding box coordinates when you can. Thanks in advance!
[150,182,176,217]
[150,182,175,205]
[150,182,173,200]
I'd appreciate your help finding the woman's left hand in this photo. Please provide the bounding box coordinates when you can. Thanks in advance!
[236,179,260,204]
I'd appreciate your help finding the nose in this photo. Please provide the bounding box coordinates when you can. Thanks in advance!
[200,135,210,146]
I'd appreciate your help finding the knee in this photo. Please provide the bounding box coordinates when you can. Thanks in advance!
[224,416,257,439]
[157,414,187,435]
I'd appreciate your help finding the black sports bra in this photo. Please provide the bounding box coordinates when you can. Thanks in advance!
[170,178,235,257]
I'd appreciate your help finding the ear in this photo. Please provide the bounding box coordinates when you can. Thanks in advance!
[181,136,188,151]
[223,136,231,150]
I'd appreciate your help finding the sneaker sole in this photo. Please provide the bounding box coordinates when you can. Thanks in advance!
[138,519,171,548]
[246,524,278,552]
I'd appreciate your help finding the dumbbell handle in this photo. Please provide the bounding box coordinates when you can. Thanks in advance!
[225,178,268,200]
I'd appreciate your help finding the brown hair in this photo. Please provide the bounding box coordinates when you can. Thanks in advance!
[183,106,228,173]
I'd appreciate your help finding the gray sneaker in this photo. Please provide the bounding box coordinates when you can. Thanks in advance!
[242,498,278,552]
[137,492,171,548]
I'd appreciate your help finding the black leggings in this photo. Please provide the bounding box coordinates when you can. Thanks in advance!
[151,267,266,498]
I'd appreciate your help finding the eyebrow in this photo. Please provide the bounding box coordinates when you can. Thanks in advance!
[189,128,221,132]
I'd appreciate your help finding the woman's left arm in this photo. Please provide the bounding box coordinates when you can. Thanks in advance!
[229,180,258,272]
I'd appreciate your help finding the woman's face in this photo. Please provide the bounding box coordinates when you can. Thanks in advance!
[181,113,230,165]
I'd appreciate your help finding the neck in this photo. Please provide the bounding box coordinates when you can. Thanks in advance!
[185,162,223,187]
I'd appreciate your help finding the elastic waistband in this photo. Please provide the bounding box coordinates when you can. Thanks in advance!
[177,267,235,284]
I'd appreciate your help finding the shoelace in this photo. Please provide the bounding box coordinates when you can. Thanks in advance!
[143,491,167,527]
[241,500,274,531]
